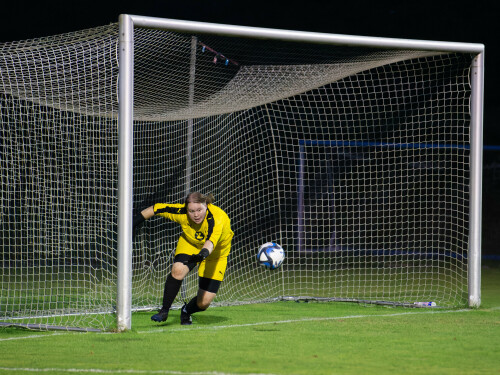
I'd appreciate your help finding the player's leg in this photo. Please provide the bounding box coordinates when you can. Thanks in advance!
[180,255,227,325]
[151,257,193,322]
[180,279,220,325]
[151,237,198,323]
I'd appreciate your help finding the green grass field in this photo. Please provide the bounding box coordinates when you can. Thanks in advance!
[1,263,499,375]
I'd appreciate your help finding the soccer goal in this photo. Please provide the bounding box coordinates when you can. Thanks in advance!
[0,15,484,332]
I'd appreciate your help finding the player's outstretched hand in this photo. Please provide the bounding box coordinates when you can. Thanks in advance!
[132,211,146,238]
[187,248,210,264]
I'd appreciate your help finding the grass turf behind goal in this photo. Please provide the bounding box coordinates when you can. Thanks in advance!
[0,17,484,331]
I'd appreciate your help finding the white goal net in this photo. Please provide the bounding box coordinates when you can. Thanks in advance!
[0,20,482,331]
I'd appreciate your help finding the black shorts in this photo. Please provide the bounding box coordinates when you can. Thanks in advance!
[199,277,221,293]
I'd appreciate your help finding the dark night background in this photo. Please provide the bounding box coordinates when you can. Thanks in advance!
[1,1,499,256]
[1,1,497,134]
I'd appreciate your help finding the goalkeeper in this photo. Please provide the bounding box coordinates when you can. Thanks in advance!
[133,192,234,325]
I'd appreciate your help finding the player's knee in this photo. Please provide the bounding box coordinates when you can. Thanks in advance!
[171,263,188,280]
[197,300,210,310]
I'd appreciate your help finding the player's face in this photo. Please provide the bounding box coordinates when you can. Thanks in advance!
[187,202,207,224]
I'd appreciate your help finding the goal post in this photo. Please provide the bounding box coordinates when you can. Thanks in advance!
[117,15,484,330]
[116,13,134,333]
[0,15,484,332]
[468,52,484,308]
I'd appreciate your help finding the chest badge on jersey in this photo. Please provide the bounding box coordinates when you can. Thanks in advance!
[195,232,205,241]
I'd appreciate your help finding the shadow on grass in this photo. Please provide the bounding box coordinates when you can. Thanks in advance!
[192,314,229,325]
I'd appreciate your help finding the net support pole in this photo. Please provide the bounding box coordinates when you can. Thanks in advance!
[186,35,197,194]
[297,141,305,253]
[180,36,197,301]
[468,51,484,308]
[117,14,134,331]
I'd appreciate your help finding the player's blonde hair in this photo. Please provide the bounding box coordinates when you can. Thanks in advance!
[185,192,214,206]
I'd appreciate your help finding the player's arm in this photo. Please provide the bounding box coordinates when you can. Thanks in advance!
[202,240,214,256]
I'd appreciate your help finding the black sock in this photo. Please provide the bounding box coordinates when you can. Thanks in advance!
[184,296,206,315]
[161,274,183,311]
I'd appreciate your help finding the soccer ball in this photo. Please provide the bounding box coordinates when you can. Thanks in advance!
[257,242,285,270]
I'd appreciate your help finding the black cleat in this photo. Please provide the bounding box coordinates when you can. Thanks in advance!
[151,309,169,322]
[180,304,192,325]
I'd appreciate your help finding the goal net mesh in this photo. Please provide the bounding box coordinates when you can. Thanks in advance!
[0,24,473,331]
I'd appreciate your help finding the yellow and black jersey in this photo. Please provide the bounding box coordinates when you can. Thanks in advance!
[153,203,234,258]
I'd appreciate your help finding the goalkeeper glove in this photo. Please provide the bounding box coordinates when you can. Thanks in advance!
[132,211,146,238]
[187,248,210,264]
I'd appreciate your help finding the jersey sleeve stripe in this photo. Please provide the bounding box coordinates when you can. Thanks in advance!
[155,205,187,215]
[206,209,215,241]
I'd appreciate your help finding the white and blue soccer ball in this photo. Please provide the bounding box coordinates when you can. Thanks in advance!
[257,242,285,270]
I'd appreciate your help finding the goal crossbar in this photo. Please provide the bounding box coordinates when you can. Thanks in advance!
[126,15,484,53]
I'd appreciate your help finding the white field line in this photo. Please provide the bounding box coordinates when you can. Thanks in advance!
[1,308,498,375]
[2,307,497,342]
[0,368,278,375]
[138,308,474,334]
